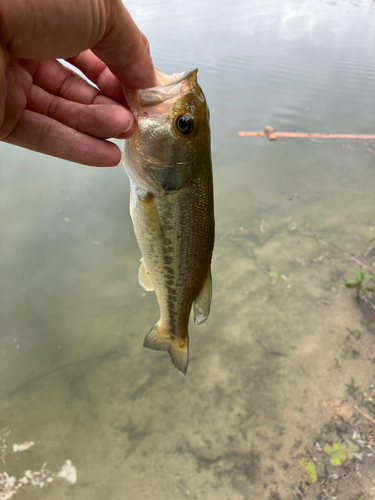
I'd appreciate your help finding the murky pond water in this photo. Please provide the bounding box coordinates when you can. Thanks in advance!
[1,0,375,499]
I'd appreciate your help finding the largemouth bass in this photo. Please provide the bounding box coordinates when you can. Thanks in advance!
[123,68,214,375]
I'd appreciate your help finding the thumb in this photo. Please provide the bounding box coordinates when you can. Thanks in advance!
[93,1,157,90]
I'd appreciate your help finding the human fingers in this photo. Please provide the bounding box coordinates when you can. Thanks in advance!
[0,46,9,122]
[93,4,157,90]
[67,50,126,105]
[4,109,122,166]
[32,60,103,105]
[27,84,135,139]
[2,0,156,90]
[1,0,107,59]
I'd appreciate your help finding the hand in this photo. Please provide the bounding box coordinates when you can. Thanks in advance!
[0,0,157,166]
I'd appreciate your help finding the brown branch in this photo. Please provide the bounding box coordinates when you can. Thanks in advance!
[238,126,375,140]
[356,408,375,425]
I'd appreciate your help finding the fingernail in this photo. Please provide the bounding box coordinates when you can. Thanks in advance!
[122,112,134,133]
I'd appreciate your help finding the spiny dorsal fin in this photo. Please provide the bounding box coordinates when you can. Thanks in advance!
[143,322,189,375]
[138,259,154,292]
[193,268,212,325]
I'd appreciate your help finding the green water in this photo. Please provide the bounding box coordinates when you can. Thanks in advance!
[1,0,375,498]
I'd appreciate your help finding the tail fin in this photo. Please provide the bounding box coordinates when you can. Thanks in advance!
[143,322,189,375]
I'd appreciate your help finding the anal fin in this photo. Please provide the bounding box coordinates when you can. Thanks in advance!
[193,268,212,325]
[138,258,154,291]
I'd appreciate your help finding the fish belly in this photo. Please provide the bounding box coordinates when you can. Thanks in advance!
[130,173,214,374]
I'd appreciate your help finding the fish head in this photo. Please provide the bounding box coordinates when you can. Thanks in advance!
[123,68,211,194]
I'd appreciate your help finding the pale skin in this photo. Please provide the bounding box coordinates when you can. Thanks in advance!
[0,0,157,166]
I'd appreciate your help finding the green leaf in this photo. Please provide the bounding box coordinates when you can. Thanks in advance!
[350,268,364,281]
[363,274,375,280]
[269,272,278,279]
[330,452,347,465]
[298,457,317,483]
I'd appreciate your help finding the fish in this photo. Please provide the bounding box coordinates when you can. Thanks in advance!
[123,68,214,375]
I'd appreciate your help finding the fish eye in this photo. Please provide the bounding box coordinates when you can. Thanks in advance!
[175,114,194,136]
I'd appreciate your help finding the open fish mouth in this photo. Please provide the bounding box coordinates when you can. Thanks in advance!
[154,68,198,88]
[124,68,199,109]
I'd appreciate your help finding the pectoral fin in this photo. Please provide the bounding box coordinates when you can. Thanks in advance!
[138,259,154,291]
[137,191,163,235]
[193,269,212,325]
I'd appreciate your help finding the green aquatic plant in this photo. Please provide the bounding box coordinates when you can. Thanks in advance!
[323,441,360,465]
[323,442,347,465]
[298,457,317,483]
[345,268,375,299]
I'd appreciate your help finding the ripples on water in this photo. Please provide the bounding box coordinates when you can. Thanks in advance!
[128,0,375,141]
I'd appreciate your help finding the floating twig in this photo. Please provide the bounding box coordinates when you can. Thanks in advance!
[238,126,375,141]
[356,408,375,426]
